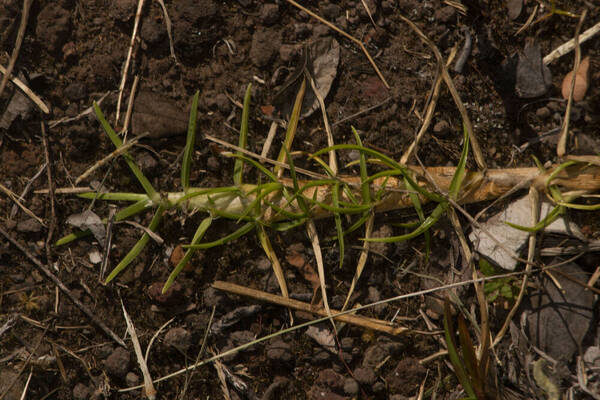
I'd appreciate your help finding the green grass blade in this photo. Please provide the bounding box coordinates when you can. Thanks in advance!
[444,300,477,399]
[105,204,166,284]
[351,127,371,205]
[284,147,310,215]
[504,205,564,232]
[184,222,255,250]
[115,199,153,221]
[365,202,447,243]
[404,175,430,260]
[55,230,92,246]
[234,84,252,186]
[313,144,443,202]
[275,78,306,176]
[163,216,212,293]
[181,91,199,191]
[77,192,149,202]
[226,153,279,183]
[449,124,469,200]
[457,314,484,397]
[332,182,344,268]
[93,102,157,200]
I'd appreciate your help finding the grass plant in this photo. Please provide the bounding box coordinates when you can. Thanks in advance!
[57,89,600,302]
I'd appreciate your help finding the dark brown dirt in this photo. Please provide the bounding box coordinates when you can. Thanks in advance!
[1,1,600,399]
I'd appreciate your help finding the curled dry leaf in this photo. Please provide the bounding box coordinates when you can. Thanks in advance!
[271,37,340,120]
[561,56,590,102]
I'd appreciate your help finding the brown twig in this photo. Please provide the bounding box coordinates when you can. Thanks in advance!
[212,280,408,336]
[41,122,56,268]
[0,0,33,97]
[557,9,587,157]
[0,227,126,347]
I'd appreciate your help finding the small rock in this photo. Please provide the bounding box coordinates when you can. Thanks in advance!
[515,43,552,98]
[353,366,376,385]
[362,343,388,368]
[266,339,293,363]
[202,286,227,308]
[256,256,272,272]
[215,93,230,114]
[313,25,329,37]
[261,3,280,25]
[340,337,354,351]
[104,347,130,376]
[125,372,139,387]
[279,44,299,62]
[250,29,281,67]
[229,330,255,347]
[316,368,344,392]
[535,107,551,119]
[206,156,220,172]
[294,23,312,39]
[433,120,450,136]
[506,0,523,20]
[72,383,90,400]
[35,4,70,52]
[343,377,359,395]
[0,369,24,400]
[164,327,192,351]
[65,82,87,102]
[434,5,456,23]
[16,218,43,233]
[147,281,183,305]
[321,3,342,19]
[369,225,394,257]
[137,152,158,175]
[584,346,600,367]
[313,349,332,364]
[308,387,348,400]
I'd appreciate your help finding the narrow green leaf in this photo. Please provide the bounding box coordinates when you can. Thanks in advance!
[55,230,92,246]
[115,199,153,221]
[93,102,157,199]
[234,84,252,186]
[275,78,305,176]
[163,216,212,293]
[449,124,469,201]
[365,202,447,243]
[78,192,149,202]
[332,182,344,268]
[181,91,199,191]
[444,300,476,399]
[184,222,255,249]
[105,204,166,284]
[313,144,443,202]
[457,314,484,397]
[351,127,371,205]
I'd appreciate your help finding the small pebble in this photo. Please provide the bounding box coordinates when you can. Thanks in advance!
[164,327,192,351]
[260,3,280,25]
[16,218,43,233]
[353,366,376,385]
[433,120,450,136]
[266,339,293,363]
[125,372,139,387]
[343,377,359,395]
[535,107,551,119]
[104,347,130,376]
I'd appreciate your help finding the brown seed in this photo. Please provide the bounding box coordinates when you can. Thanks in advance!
[561,56,590,102]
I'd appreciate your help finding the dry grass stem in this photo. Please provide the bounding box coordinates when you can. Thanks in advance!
[116,0,145,124]
[399,14,486,170]
[212,281,409,335]
[342,212,373,311]
[121,299,156,400]
[0,64,49,114]
[155,0,177,63]
[0,0,32,97]
[557,9,587,157]
[544,18,600,64]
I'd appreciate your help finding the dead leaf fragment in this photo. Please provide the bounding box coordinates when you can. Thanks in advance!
[561,55,590,102]
[272,37,340,120]
[66,210,106,247]
[515,42,552,98]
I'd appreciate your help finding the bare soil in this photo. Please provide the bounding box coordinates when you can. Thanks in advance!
[1,1,600,399]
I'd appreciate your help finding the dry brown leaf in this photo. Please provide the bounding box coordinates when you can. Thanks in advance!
[561,55,590,102]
